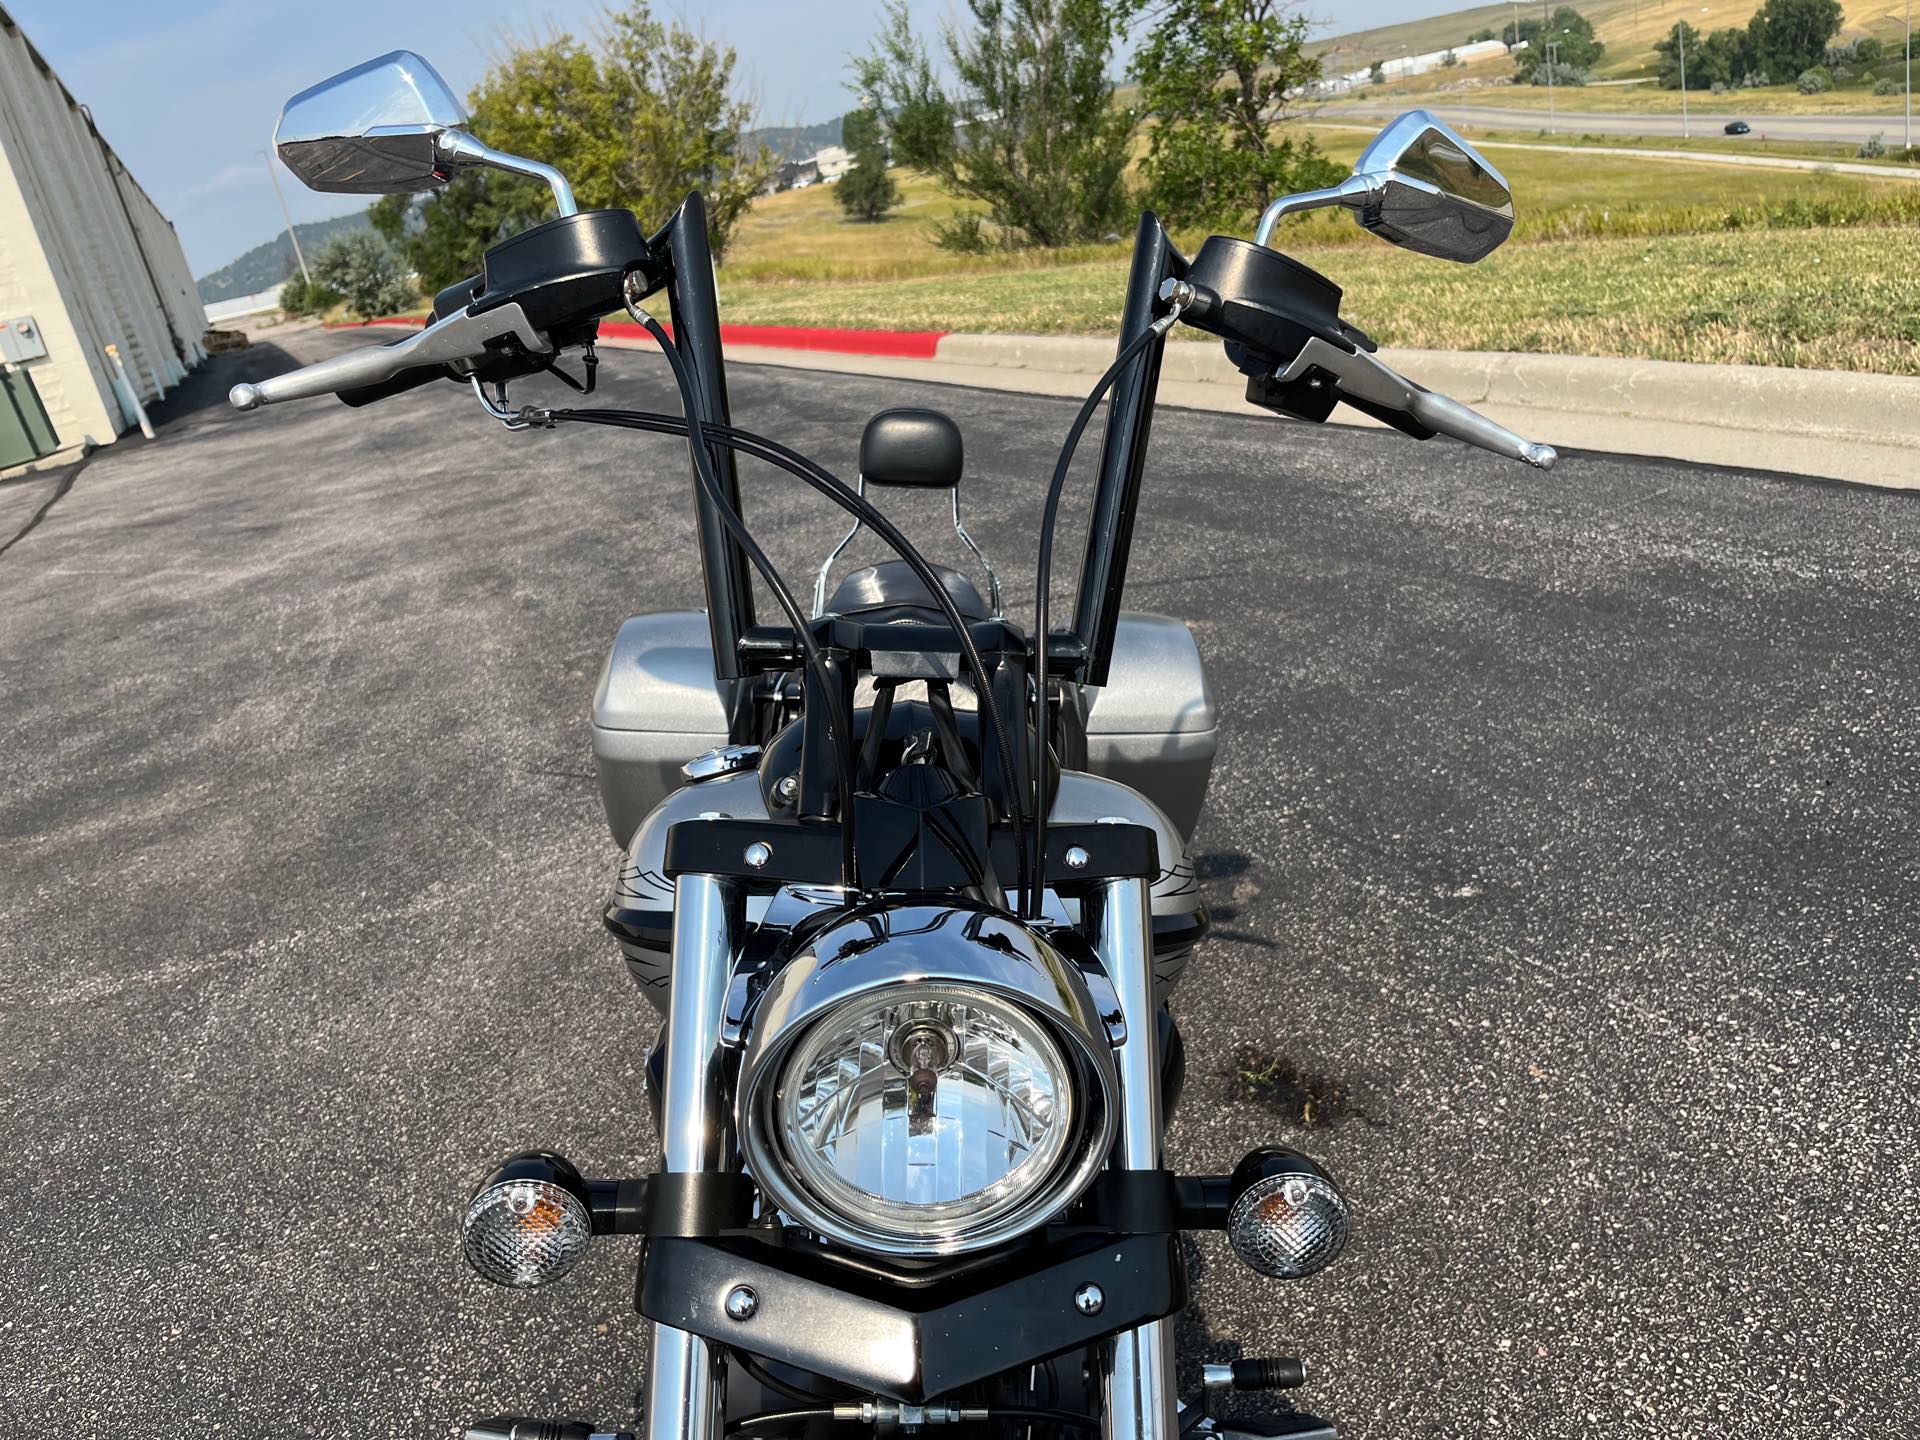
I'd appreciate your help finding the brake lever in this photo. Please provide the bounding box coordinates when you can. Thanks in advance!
[227,302,554,412]
[1277,336,1557,470]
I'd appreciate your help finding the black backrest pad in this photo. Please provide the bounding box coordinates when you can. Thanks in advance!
[860,408,963,489]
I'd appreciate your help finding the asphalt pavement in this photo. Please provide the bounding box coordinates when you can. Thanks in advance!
[1321,100,1910,144]
[2,331,1917,1439]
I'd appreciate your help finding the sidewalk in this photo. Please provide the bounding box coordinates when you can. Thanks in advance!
[597,326,1920,491]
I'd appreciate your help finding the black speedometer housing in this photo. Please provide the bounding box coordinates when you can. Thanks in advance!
[468,208,659,333]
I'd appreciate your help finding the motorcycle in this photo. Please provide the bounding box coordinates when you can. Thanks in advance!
[235,50,1556,1440]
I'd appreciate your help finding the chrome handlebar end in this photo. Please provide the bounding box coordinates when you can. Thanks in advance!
[229,382,263,411]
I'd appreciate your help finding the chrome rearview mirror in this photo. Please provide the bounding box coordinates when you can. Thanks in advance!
[1254,109,1512,263]
[274,51,576,215]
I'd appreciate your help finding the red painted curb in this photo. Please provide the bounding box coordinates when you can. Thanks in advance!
[598,320,947,360]
[326,315,948,360]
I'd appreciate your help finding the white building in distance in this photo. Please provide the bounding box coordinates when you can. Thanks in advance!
[1321,38,1513,95]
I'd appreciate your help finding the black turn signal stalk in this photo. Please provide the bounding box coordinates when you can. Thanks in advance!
[1208,1357,1308,1392]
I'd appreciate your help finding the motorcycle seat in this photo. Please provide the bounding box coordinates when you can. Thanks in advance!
[825,560,988,624]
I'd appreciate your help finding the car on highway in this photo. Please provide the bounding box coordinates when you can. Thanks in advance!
[1724,120,1752,135]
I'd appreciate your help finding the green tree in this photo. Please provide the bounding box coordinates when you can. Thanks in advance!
[277,270,341,318]
[1654,20,1744,89]
[374,6,772,293]
[854,0,1135,248]
[1128,0,1344,231]
[837,107,901,222]
[311,231,416,319]
[1505,7,1604,82]
[1368,59,1385,84]
[1747,0,1843,78]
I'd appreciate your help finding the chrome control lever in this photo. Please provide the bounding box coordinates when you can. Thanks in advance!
[227,302,554,412]
[1276,337,1557,470]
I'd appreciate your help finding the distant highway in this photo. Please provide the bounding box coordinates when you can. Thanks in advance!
[1321,100,1911,144]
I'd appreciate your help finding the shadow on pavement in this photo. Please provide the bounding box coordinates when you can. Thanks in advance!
[148,341,306,432]
[0,343,306,558]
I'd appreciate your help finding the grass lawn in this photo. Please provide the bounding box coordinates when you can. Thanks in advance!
[726,145,1920,287]
[715,226,1920,376]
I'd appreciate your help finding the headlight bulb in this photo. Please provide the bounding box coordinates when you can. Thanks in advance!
[889,1016,956,1134]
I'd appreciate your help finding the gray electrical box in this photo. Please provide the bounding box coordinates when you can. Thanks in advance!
[1,316,48,363]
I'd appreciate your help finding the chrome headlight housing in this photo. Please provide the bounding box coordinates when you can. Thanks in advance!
[737,903,1119,1256]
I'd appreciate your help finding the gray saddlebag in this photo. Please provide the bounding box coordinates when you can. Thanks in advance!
[591,611,729,846]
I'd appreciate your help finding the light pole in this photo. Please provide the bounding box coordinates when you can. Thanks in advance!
[1906,0,1912,154]
[1679,23,1689,139]
[260,148,312,288]
[1547,41,1560,132]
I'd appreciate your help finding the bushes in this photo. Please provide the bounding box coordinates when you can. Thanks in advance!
[1796,66,1832,94]
[278,271,341,319]
[311,232,417,320]
[1873,78,1899,97]
[1858,133,1887,160]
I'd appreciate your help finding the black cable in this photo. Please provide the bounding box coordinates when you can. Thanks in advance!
[1179,1402,1209,1435]
[725,1407,835,1435]
[1028,317,1178,917]
[622,312,858,888]
[549,404,1030,900]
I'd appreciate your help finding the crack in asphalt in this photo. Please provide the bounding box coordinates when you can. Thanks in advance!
[0,453,89,561]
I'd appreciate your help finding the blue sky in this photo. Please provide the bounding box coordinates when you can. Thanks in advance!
[5,1,1463,278]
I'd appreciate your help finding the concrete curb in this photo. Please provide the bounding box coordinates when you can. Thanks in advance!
[936,334,1920,447]
[919,334,1920,488]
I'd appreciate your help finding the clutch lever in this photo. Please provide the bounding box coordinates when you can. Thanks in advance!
[227,302,554,412]
[1277,336,1558,470]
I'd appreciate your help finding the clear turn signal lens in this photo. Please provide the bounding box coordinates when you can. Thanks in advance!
[1225,1148,1351,1280]
[462,1153,593,1288]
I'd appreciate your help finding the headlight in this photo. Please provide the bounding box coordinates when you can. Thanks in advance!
[738,904,1118,1256]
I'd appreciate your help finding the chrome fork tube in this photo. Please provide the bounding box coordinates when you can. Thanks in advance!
[642,873,737,1440]
[1092,874,1178,1440]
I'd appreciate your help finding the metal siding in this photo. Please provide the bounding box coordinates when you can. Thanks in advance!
[0,5,207,458]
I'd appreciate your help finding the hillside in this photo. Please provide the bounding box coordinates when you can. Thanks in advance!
[195,211,371,303]
[1313,0,1916,80]
[744,116,842,162]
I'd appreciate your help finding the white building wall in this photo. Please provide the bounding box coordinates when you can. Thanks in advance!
[0,5,207,458]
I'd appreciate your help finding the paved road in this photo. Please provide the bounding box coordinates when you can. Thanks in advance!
[3,332,1917,1439]
[1324,100,1912,143]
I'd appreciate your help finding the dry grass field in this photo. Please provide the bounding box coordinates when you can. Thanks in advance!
[698,127,1920,374]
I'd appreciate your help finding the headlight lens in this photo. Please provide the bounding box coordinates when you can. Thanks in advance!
[736,903,1119,1257]
[779,986,1074,1238]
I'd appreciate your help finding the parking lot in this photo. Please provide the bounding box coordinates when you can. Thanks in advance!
[2,330,1916,1438]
